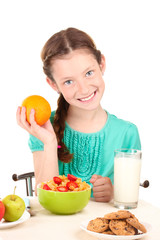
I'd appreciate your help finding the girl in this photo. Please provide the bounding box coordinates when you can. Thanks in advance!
[16,27,141,202]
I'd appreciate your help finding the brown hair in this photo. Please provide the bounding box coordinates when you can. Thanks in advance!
[41,27,102,163]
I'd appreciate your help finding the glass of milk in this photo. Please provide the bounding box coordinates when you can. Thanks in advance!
[114,149,142,209]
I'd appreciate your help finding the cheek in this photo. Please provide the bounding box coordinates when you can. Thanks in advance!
[97,79,105,96]
[100,75,105,86]
[101,80,105,90]
[96,77,105,89]
[61,89,74,101]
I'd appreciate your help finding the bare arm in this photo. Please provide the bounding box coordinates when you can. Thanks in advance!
[33,142,59,194]
[16,106,59,194]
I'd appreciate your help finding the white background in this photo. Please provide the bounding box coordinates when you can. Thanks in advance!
[0,0,160,207]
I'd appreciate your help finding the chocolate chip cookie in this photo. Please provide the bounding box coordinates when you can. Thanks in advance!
[87,217,109,233]
[102,229,115,235]
[109,219,136,235]
[104,210,132,220]
[126,217,147,233]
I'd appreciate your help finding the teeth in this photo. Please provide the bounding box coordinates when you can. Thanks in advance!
[80,92,94,102]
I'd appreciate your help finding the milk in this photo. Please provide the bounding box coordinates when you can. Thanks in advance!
[114,155,142,207]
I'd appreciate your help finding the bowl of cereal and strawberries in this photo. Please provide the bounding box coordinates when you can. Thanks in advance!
[37,174,91,215]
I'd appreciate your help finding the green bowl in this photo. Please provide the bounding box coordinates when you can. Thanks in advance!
[37,184,91,215]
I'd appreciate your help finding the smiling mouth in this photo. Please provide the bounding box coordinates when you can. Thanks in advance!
[78,91,96,102]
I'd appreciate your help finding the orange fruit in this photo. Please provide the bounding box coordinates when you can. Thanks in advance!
[21,95,51,125]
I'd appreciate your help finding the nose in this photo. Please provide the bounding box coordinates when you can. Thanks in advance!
[76,79,89,95]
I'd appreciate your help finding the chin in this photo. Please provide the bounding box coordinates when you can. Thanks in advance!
[81,103,101,111]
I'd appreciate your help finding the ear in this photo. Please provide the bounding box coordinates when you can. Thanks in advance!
[46,77,60,93]
[99,54,106,75]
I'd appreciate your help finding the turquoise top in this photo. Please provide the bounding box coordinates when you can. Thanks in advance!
[28,111,141,195]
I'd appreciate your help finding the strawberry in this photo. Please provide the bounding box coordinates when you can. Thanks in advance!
[53,176,62,185]
[66,181,78,190]
[57,186,68,192]
[43,184,51,190]
[0,201,5,221]
[67,174,77,181]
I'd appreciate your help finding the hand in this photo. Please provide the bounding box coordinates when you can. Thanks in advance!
[16,106,57,145]
[90,174,113,202]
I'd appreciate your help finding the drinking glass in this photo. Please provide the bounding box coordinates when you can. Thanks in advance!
[114,149,142,209]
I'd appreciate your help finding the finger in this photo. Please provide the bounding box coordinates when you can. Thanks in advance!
[93,177,112,187]
[93,190,110,198]
[16,106,22,125]
[94,196,112,202]
[21,106,27,122]
[93,183,112,193]
[20,106,31,130]
[93,188,113,202]
[29,109,42,133]
[29,109,36,125]
[92,177,106,186]
[90,174,102,184]
[16,106,29,129]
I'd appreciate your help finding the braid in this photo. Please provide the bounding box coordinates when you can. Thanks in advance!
[53,94,74,163]
[41,27,102,163]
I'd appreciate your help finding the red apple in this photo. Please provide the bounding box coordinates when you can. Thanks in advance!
[0,200,5,221]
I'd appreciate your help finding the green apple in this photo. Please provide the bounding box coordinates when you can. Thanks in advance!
[2,194,25,222]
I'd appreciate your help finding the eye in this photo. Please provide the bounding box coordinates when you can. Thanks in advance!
[64,80,73,85]
[86,70,93,77]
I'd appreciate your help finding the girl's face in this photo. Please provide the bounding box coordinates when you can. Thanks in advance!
[47,49,106,112]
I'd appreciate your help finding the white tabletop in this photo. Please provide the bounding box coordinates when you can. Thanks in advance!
[0,197,160,240]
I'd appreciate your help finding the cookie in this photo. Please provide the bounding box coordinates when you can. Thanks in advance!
[126,217,147,233]
[102,229,115,235]
[87,217,109,233]
[109,219,136,235]
[104,210,132,220]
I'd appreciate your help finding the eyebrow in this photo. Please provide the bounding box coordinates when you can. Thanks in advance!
[82,65,95,74]
[59,77,73,83]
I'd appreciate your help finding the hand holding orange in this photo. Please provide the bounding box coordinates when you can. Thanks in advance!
[21,95,51,125]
